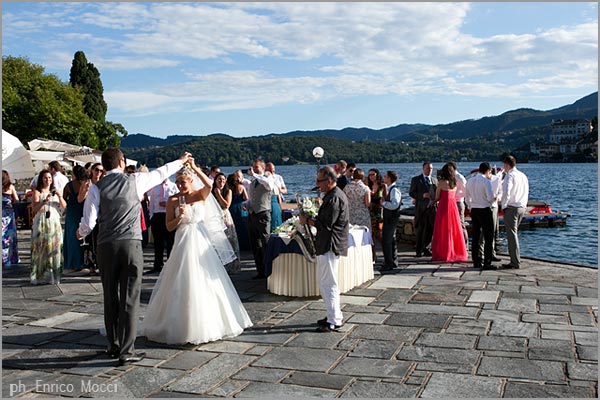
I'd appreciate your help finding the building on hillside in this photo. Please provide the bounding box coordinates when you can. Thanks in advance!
[548,119,592,143]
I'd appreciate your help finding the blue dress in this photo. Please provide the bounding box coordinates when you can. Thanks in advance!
[2,193,19,267]
[63,181,84,270]
[230,192,250,251]
[270,193,282,232]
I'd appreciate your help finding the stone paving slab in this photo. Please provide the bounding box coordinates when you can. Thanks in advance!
[503,382,595,398]
[282,371,353,390]
[477,356,566,382]
[330,357,411,379]
[421,372,502,398]
[340,380,418,398]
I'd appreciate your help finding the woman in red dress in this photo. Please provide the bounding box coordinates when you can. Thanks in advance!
[431,163,468,263]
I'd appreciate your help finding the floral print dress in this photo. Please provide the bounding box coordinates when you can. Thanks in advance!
[31,192,63,284]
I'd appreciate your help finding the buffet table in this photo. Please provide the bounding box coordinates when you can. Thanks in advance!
[265,226,374,297]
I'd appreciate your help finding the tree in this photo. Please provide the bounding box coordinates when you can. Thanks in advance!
[69,51,107,122]
[2,56,97,146]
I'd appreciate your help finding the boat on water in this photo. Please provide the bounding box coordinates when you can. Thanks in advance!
[396,200,570,243]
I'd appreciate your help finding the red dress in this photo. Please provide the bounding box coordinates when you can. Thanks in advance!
[431,189,468,262]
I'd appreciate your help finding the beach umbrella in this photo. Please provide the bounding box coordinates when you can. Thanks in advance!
[2,130,36,180]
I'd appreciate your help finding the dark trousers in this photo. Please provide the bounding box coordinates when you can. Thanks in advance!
[415,207,435,254]
[382,208,401,267]
[247,211,270,277]
[150,213,174,269]
[96,239,143,357]
[470,207,494,267]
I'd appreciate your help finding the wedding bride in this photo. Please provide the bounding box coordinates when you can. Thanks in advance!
[143,159,252,345]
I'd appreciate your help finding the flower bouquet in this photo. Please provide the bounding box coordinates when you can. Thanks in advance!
[294,192,322,258]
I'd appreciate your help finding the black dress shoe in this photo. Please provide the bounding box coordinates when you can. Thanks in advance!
[317,317,328,327]
[415,253,422,258]
[315,324,342,333]
[482,264,498,270]
[118,352,146,366]
[423,249,432,256]
[380,264,395,272]
[502,263,518,269]
[491,256,502,262]
[104,346,120,359]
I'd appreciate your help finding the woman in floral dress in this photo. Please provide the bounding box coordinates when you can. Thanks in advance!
[30,170,66,285]
[367,168,387,263]
[343,168,371,227]
[2,170,20,267]
[212,173,241,274]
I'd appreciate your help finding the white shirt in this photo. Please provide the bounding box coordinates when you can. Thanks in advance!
[78,160,183,237]
[501,167,529,209]
[382,183,402,210]
[490,174,503,209]
[241,177,251,192]
[148,179,179,218]
[465,173,495,209]
[455,171,467,203]
[272,173,286,191]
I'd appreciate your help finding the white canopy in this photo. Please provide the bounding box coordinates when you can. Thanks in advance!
[2,130,36,180]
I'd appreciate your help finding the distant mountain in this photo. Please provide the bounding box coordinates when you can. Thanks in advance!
[276,124,431,141]
[121,92,597,147]
[401,92,598,141]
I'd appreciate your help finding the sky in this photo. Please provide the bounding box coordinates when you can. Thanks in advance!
[2,2,598,139]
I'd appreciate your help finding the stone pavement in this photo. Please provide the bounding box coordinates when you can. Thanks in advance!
[2,230,598,398]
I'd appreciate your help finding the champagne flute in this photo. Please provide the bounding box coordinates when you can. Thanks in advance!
[178,195,186,206]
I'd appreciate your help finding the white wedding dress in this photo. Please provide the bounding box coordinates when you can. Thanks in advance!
[143,201,253,345]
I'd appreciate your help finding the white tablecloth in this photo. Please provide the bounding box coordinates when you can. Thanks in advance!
[267,230,374,297]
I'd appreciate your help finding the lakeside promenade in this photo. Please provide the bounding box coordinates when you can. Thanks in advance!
[2,230,597,398]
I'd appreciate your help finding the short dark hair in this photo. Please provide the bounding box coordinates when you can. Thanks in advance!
[102,148,124,171]
[479,162,491,174]
[423,161,433,167]
[503,155,516,168]
[210,165,220,173]
[49,161,62,173]
[347,162,356,169]
[386,170,398,183]
[319,166,337,182]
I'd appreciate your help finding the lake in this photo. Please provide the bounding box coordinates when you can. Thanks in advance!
[220,162,598,268]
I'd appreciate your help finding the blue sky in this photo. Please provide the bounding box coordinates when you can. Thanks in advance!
[2,2,598,138]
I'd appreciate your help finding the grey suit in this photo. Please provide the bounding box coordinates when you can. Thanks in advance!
[95,173,144,357]
[409,174,437,255]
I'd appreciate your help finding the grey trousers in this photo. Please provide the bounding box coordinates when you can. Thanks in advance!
[478,205,499,258]
[96,240,143,357]
[503,206,526,268]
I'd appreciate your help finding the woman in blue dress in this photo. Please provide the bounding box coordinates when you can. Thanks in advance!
[266,171,282,232]
[2,170,20,267]
[63,165,87,271]
[227,172,250,251]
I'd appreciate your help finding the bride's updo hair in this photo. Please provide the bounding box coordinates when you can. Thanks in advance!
[176,165,194,181]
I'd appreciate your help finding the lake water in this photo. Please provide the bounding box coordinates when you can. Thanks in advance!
[221,162,598,268]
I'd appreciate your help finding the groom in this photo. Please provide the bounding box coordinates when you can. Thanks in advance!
[77,148,191,365]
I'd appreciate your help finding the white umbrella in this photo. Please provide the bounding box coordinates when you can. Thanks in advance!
[2,130,36,180]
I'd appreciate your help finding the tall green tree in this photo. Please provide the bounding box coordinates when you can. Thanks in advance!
[2,56,97,147]
[69,51,108,122]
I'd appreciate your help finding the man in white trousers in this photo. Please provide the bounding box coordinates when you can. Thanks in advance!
[300,166,349,332]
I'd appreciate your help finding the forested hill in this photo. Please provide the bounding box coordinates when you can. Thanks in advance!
[406,92,598,141]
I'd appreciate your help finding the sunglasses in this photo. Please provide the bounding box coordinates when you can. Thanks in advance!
[94,168,104,173]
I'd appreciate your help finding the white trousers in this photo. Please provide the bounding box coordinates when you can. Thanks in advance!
[316,251,343,326]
